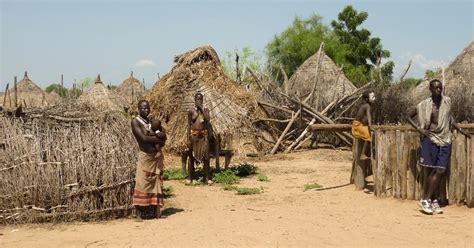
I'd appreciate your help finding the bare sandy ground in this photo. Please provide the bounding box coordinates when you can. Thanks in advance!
[1,149,473,247]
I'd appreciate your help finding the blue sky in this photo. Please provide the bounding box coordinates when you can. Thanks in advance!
[1,0,473,89]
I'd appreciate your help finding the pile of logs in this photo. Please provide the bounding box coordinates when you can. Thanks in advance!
[249,44,375,154]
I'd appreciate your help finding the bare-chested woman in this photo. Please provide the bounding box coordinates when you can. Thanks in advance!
[186,92,213,185]
[131,100,167,219]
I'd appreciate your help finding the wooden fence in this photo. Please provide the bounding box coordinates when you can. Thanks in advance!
[310,124,474,207]
[351,124,474,207]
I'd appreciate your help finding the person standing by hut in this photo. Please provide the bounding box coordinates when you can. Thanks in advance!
[131,100,167,219]
[407,79,470,214]
[352,91,376,160]
[186,92,213,185]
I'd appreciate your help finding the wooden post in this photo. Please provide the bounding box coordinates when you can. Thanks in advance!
[14,76,18,108]
[455,133,467,205]
[351,138,366,190]
[448,131,458,204]
[466,136,474,207]
[61,74,64,97]
[406,131,416,200]
[3,83,9,107]
[235,53,241,84]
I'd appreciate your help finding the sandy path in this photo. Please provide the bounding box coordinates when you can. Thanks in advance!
[1,149,473,247]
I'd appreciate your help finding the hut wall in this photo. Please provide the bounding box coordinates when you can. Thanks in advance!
[0,114,138,224]
[369,125,474,207]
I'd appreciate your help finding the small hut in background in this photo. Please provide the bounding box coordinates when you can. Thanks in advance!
[2,72,58,109]
[144,45,264,155]
[116,71,145,104]
[47,91,62,105]
[78,74,129,112]
[410,42,473,121]
[287,45,357,111]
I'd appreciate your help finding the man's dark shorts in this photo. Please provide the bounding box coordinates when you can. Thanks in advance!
[420,136,452,170]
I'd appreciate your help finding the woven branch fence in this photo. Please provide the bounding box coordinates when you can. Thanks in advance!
[0,113,138,224]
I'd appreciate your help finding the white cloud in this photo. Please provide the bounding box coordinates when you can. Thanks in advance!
[393,52,449,80]
[135,59,156,67]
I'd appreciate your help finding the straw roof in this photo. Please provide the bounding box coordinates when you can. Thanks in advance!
[287,45,357,110]
[116,71,145,104]
[410,42,473,102]
[144,45,262,154]
[78,74,129,112]
[47,91,62,105]
[1,72,58,109]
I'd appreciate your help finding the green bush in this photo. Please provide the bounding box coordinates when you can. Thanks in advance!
[163,168,187,180]
[163,186,174,198]
[257,174,269,182]
[235,187,261,195]
[213,170,240,185]
[230,163,258,177]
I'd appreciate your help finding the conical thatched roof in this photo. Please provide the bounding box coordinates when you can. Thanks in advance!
[48,91,62,105]
[78,74,129,112]
[116,71,145,104]
[287,45,357,110]
[410,42,473,103]
[144,45,262,154]
[2,72,58,109]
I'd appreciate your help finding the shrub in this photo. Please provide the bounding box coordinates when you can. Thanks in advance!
[213,170,240,184]
[230,163,258,177]
[163,186,174,198]
[257,174,269,182]
[163,168,187,180]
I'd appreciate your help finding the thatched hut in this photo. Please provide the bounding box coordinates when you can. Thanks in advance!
[2,72,58,109]
[47,91,62,105]
[410,42,473,102]
[409,42,473,122]
[116,71,145,104]
[144,45,263,155]
[287,45,357,110]
[78,75,129,112]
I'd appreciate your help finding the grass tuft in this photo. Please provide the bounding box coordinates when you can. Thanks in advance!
[163,168,187,180]
[257,174,269,182]
[304,182,322,191]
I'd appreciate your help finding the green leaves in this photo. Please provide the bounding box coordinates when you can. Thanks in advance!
[266,5,394,87]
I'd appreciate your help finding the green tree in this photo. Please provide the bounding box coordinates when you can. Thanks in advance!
[222,46,263,81]
[45,83,68,97]
[266,15,334,84]
[331,5,394,85]
[424,67,442,79]
[79,77,93,91]
[399,77,422,90]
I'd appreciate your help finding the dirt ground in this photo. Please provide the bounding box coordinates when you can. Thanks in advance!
[1,149,473,247]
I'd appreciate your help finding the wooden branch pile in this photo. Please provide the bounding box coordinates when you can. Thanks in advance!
[0,111,138,224]
[252,43,369,154]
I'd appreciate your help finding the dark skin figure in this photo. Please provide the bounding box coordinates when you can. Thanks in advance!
[131,101,167,219]
[354,92,375,160]
[407,81,470,201]
[186,93,212,185]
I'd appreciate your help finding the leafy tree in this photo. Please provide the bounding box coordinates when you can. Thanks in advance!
[78,77,93,91]
[399,77,422,90]
[222,46,263,81]
[266,15,334,84]
[425,67,442,79]
[265,6,394,87]
[45,83,68,97]
[331,5,394,85]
